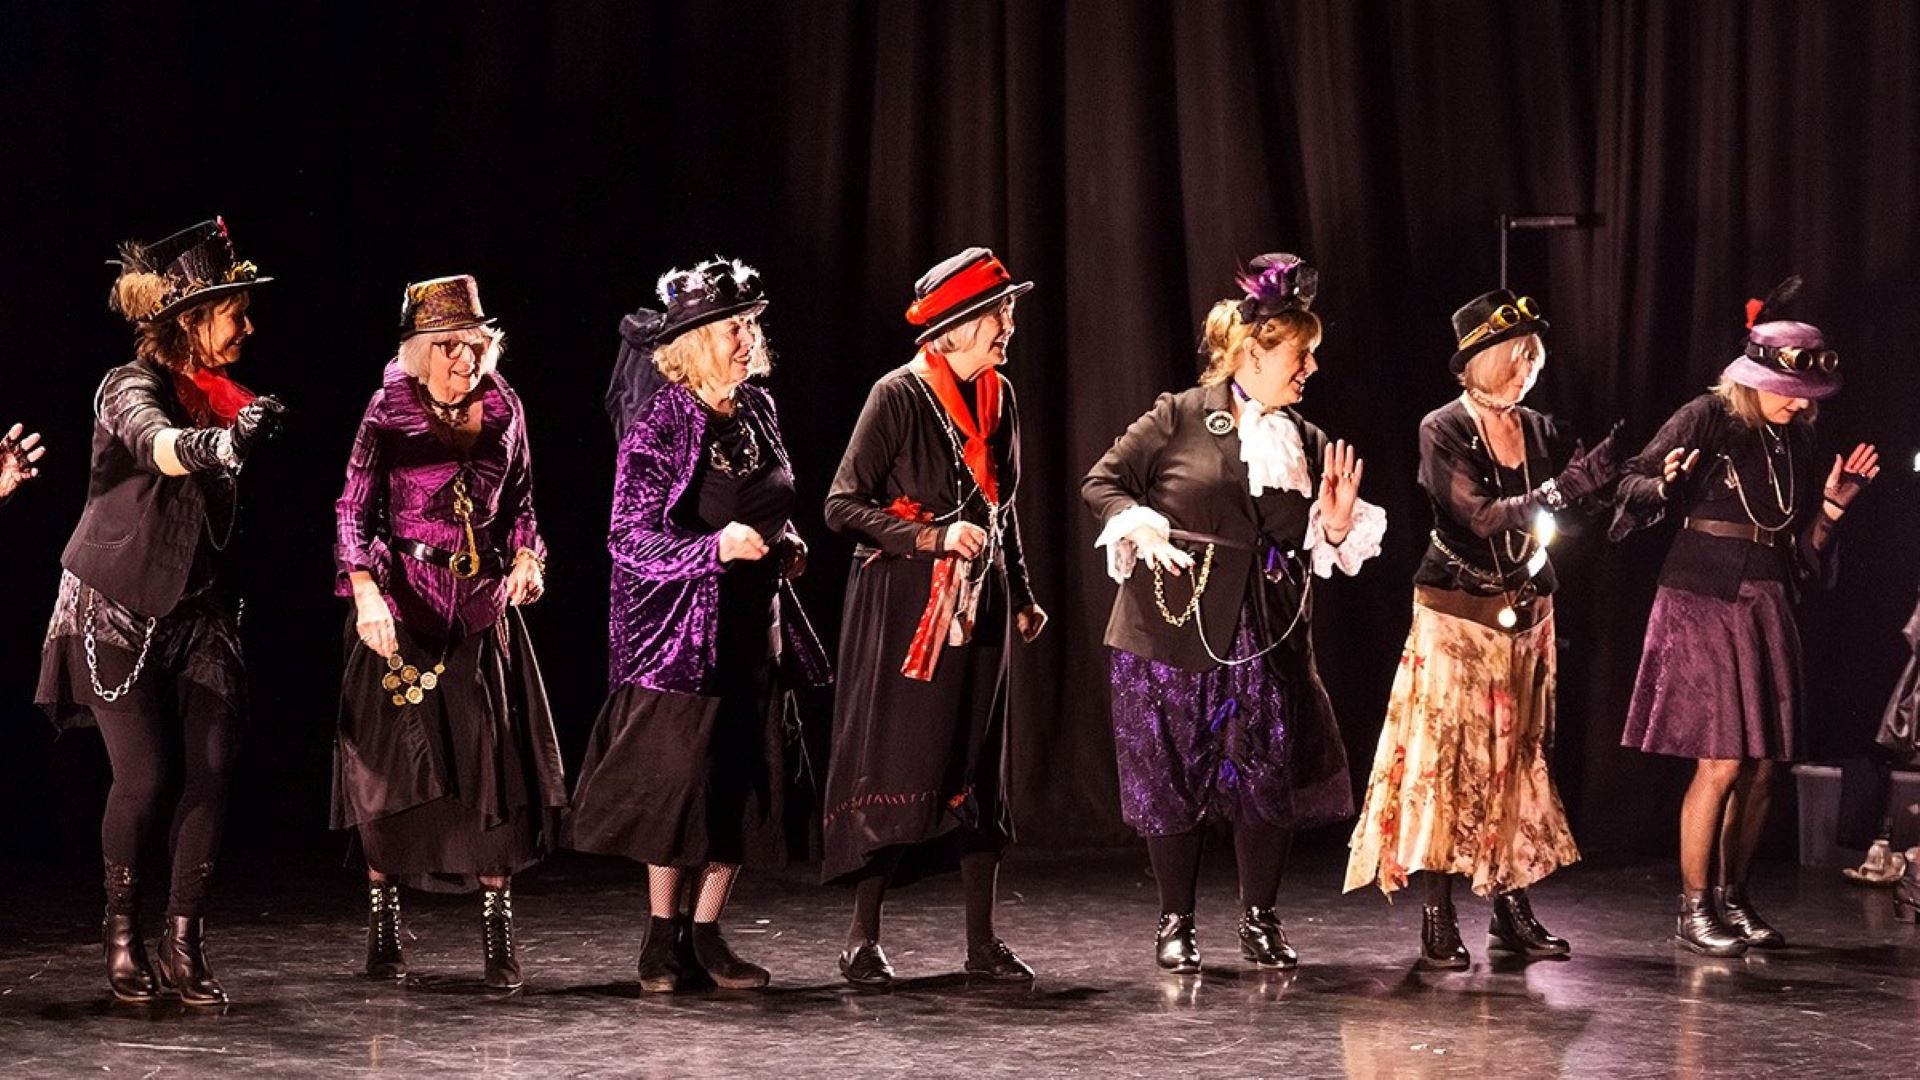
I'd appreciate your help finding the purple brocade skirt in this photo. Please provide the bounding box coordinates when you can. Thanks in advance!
[1622,579,1803,761]
[1108,609,1352,837]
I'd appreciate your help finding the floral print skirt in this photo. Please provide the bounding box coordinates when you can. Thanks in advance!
[1344,588,1579,898]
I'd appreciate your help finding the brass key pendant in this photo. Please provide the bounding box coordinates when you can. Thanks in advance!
[450,473,482,579]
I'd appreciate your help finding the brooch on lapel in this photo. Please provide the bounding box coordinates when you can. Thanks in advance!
[1205,411,1235,436]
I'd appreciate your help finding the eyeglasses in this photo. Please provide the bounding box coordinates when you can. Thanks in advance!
[434,339,485,358]
[1745,339,1839,374]
[1458,296,1543,349]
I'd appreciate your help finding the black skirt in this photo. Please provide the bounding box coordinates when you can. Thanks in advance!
[331,609,567,893]
[819,555,1012,886]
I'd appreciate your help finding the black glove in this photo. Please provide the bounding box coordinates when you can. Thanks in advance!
[170,427,233,473]
[230,395,288,462]
[1545,420,1626,507]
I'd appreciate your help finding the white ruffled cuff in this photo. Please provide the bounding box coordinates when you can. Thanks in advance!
[1305,497,1386,578]
[1094,504,1170,584]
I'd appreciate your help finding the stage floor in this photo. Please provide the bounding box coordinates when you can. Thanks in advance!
[2,848,1916,1077]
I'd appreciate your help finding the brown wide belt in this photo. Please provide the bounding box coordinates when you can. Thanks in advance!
[1683,517,1781,548]
[1414,585,1553,632]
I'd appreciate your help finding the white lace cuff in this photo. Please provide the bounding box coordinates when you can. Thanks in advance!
[1305,497,1386,578]
[1093,504,1170,584]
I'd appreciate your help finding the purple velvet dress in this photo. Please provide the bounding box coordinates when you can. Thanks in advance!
[1613,393,1833,761]
[329,361,567,892]
[567,381,827,868]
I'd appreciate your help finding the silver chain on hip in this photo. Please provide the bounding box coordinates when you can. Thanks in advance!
[84,587,157,703]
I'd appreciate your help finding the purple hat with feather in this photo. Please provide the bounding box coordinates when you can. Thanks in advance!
[1235,252,1319,323]
[1722,276,1842,400]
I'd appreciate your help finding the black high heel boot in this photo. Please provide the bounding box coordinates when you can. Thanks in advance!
[1675,890,1748,956]
[638,915,683,993]
[1713,885,1785,949]
[1896,850,1920,923]
[1154,912,1200,975]
[690,922,770,989]
[481,885,521,990]
[365,882,406,980]
[156,915,228,1006]
[1488,890,1571,957]
[1237,906,1299,969]
[102,863,157,1004]
[1416,902,1470,971]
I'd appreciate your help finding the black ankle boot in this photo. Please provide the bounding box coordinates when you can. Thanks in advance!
[638,915,683,993]
[481,886,521,990]
[689,922,770,989]
[1488,890,1571,957]
[156,915,227,1006]
[1675,890,1748,956]
[1416,902,1470,971]
[1713,885,1785,949]
[965,938,1035,982]
[102,863,157,1004]
[366,882,406,980]
[1237,906,1299,969]
[1154,912,1200,975]
[839,939,894,987]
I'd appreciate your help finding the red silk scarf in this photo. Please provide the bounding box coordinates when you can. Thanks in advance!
[174,367,256,427]
[918,349,1001,504]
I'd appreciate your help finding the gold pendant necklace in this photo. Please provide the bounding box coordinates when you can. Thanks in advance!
[383,649,447,707]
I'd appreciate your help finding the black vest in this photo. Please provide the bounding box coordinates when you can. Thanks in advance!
[60,361,218,617]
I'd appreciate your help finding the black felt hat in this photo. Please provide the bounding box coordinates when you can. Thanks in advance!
[1449,288,1549,374]
[643,257,768,346]
[905,247,1033,345]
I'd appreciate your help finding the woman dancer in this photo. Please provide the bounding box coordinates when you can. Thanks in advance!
[1345,288,1620,969]
[332,275,566,990]
[1614,281,1877,955]
[569,257,829,992]
[37,218,284,1005]
[821,247,1047,986]
[1084,253,1383,973]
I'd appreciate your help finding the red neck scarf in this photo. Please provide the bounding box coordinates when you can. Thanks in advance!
[918,349,1001,504]
[174,366,257,428]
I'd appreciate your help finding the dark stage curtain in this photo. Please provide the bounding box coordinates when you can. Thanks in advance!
[1,1,1915,862]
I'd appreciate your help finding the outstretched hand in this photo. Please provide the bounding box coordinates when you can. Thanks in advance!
[1823,443,1881,519]
[0,423,45,499]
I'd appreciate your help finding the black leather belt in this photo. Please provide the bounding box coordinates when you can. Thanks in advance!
[1170,528,1254,552]
[1683,517,1782,549]
[393,537,505,576]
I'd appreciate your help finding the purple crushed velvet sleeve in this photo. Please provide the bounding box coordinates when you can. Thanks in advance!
[334,391,388,596]
[502,404,546,561]
[609,405,722,580]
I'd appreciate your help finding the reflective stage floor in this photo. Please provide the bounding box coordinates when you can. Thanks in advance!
[3,848,1916,1077]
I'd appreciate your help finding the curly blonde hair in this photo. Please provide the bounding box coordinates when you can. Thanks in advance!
[1198,302,1321,386]
[653,316,772,389]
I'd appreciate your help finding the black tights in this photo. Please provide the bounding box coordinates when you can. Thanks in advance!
[846,847,1005,952]
[96,689,241,918]
[1146,819,1294,914]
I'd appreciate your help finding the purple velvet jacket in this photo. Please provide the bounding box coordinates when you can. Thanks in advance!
[334,361,546,637]
[608,380,830,693]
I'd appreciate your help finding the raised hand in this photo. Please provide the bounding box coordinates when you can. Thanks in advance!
[1823,443,1881,519]
[231,395,288,461]
[1661,447,1702,489]
[0,423,45,499]
[1317,439,1365,539]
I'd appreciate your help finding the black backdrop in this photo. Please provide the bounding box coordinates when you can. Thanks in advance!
[3,1,1916,868]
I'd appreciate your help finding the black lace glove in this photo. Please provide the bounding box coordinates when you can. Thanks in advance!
[1541,420,1625,509]
[230,395,287,462]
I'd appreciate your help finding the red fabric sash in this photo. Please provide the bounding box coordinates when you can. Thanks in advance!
[905,260,1011,328]
[884,496,959,682]
[174,367,256,427]
[918,349,1001,504]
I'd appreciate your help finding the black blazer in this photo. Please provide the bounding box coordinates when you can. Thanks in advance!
[60,360,224,617]
[1082,382,1328,671]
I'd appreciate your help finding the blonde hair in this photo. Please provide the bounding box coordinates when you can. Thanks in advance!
[1198,302,1321,386]
[1458,333,1545,394]
[653,315,772,389]
[108,275,232,371]
[1713,375,1816,429]
[398,326,506,381]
